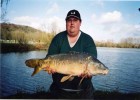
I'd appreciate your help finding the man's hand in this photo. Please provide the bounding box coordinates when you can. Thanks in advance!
[42,66,56,74]
[48,69,56,74]
[78,73,92,78]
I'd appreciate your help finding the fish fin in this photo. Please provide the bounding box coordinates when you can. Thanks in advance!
[31,66,41,76]
[79,75,86,86]
[68,76,74,81]
[60,75,73,82]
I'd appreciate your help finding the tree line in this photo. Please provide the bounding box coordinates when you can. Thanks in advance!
[1,23,55,47]
[1,0,140,49]
[1,23,140,49]
[96,38,140,48]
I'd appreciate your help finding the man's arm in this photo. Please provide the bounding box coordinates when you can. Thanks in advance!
[46,35,60,58]
[84,35,97,58]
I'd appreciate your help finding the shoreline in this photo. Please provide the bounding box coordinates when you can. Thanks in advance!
[1,43,139,53]
[0,43,48,53]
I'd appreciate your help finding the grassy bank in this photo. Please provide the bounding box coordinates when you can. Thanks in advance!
[2,90,139,100]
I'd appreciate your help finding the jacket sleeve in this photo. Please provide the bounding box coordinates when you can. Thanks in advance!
[83,35,97,58]
[46,35,60,58]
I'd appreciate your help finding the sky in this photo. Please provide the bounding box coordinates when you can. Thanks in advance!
[3,0,140,42]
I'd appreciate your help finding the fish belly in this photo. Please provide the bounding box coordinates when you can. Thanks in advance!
[50,61,85,76]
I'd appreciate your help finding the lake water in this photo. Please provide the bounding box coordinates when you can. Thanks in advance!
[0,47,140,97]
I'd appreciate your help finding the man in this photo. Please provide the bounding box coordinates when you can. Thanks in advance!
[46,9,97,99]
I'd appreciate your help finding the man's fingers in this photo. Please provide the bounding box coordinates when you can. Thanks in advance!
[48,70,51,74]
[87,74,92,78]
[78,73,92,78]
[78,73,84,77]
[51,69,55,74]
[42,66,49,71]
[48,69,56,74]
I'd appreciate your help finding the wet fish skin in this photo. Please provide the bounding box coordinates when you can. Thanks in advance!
[25,52,109,77]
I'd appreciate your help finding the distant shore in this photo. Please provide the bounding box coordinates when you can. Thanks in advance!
[1,43,140,53]
[1,23,140,52]
[2,90,139,99]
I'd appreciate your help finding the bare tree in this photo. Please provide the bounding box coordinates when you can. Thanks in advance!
[1,0,10,22]
[46,22,58,35]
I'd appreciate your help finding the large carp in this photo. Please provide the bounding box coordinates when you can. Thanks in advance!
[25,52,109,83]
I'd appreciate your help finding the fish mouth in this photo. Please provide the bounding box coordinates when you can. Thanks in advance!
[103,69,109,75]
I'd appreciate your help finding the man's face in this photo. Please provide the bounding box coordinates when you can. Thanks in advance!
[66,17,81,37]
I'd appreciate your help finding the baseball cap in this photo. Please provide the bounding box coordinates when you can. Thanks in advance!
[65,9,81,21]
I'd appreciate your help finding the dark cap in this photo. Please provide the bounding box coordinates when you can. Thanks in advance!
[65,9,81,21]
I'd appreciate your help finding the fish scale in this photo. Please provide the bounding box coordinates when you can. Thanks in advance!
[25,52,109,84]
